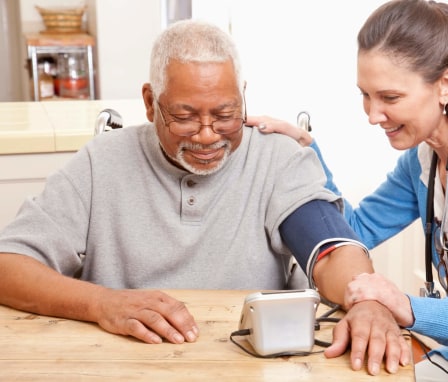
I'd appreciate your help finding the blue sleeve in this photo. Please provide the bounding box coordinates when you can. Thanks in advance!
[280,199,361,274]
[407,295,448,347]
[310,141,421,249]
[310,140,342,196]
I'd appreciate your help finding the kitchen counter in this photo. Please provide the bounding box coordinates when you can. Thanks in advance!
[0,99,146,155]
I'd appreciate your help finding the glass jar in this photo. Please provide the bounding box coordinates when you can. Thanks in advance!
[57,53,89,99]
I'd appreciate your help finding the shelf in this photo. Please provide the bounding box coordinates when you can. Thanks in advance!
[25,33,96,101]
[25,33,95,47]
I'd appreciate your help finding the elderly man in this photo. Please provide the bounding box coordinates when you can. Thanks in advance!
[0,20,408,375]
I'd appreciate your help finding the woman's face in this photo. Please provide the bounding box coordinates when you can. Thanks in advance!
[357,50,445,151]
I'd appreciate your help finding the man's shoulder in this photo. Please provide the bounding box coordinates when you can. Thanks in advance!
[88,123,150,148]
[73,123,152,165]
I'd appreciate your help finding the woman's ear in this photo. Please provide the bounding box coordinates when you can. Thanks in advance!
[439,69,448,100]
[142,83,155,122]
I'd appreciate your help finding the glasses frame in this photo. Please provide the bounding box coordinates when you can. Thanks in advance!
[155,94,247,137]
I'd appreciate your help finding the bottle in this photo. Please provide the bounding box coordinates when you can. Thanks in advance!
[37,63,54,100]
[42,56,59,95]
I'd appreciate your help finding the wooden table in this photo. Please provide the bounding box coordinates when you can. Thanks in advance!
[0,290,414,381]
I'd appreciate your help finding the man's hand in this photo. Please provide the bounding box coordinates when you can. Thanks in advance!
[0,254,198,345]
[324,300,411,375]
[95,289,199,344]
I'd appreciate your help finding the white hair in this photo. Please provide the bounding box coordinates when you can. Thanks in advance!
[149,19,244,99]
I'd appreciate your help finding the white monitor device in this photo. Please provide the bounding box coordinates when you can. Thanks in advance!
[238,289,320,356]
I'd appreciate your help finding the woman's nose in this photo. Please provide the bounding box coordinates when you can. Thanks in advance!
[366,101,387,125]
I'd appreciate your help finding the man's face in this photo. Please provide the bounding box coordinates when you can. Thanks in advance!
[148,60,244,175]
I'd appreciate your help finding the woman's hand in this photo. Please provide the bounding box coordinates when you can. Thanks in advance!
[344,272,415,327]
[246,115,313,146]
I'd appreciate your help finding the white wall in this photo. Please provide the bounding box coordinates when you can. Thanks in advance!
[189,0,400,204]
[229,0,400,205]
[87,0,162,99]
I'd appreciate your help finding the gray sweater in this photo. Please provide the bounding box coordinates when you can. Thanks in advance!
[0,124,338,290]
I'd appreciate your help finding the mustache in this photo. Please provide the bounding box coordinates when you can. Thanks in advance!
[179,141,229,151]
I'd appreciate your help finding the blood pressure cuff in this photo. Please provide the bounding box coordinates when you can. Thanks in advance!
[280,199,367,281]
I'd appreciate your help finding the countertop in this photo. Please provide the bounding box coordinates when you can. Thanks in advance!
[0,99,146,155]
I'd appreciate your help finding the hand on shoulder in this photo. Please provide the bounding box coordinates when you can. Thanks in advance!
[246,115,313,146]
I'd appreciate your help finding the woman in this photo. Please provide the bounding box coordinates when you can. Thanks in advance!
[248,0,448,380]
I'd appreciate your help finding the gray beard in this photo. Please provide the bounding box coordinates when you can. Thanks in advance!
[159,140,232,175]
[176,140,231,175]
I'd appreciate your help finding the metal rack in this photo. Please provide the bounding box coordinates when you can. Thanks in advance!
[25,33,95,101]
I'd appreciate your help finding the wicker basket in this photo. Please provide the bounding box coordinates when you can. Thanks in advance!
[36,5,86,34]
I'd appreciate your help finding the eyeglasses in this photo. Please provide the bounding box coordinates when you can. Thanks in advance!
[155,97,247,137]
[433,220,448,294]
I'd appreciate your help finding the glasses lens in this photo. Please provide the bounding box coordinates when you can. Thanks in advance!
[169,118,244,136]
[213,118,244,134]
[157,99,245,137]
[169,122,201,136]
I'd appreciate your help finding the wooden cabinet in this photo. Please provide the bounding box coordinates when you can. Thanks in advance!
[25,33,95,101]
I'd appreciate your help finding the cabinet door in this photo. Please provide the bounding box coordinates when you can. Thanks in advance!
[0,152,73,230]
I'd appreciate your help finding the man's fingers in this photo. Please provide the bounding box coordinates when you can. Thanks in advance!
[348,329,370,372]
[138,293,199,343]
[324,314,368,372]
[96,289,199,344]
[124,317,163,344]
[363,326,386,375]
[384,331,411,373]
[399,335,412,366]
[325,300,411,375]
[324,318,351,358]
